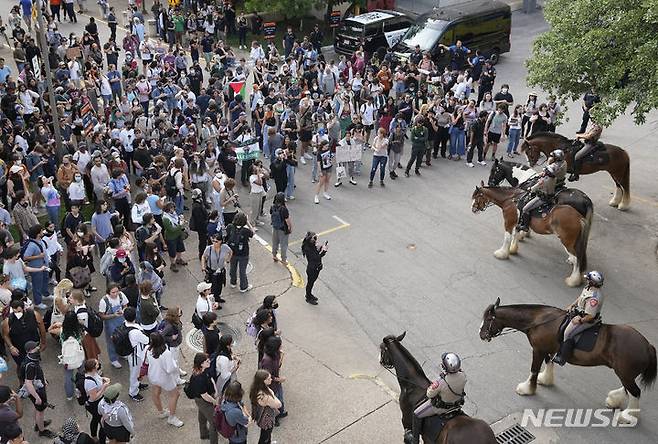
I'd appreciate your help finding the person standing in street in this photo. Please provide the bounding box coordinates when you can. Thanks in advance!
[466,111,487,168]
[405,118,428,177]
[301,232,327,305]
[270,193,291,265]
[201,235,232,305]
[107,6,117,41]
[187,353,218,444]
[21,341,56,438]
[227,212,254,293]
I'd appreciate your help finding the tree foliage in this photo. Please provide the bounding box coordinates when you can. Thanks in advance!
[245,0,317,20]
[526,0,658,126]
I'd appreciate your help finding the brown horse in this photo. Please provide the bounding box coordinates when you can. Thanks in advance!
[479,298,656,424]
[471,183,593,286]
[520,132,631,210]
[380,333,496,443]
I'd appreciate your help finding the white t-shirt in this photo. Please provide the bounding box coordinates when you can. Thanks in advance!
[131,201,152,225]
[195,295,216,317]
[73,151,92,174]
[99,293,129,315]
[249,174,265,194]
[68,181,86,201]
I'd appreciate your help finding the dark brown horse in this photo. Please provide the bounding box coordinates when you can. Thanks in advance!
[520,132,631,210]
[479,298,656,424]
[471,183,593,286]
[380,333,496,443]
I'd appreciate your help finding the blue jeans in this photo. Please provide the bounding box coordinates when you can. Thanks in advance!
[274,384,285,415]
[46,205,60,226]
[312,157,319,182]
[229,255,249,290]
[30,270,48,305]
[449,127,466,156]
[369,155,388,182]
[64,366,74,398]
[174,193,184,215]
[507,128,521,153]
[104,303,125,363]
[285,164,296,198]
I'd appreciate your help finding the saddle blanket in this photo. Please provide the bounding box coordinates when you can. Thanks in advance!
[558,315,602,352]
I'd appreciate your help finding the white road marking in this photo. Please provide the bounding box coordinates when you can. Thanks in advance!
[332,215,350,226]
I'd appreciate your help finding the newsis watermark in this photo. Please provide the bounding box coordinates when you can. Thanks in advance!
[521,408,639,428]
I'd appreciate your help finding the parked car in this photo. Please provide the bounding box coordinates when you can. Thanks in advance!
[334,10,415,57]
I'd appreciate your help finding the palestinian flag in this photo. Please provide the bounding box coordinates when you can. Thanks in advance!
[229,81,246,100]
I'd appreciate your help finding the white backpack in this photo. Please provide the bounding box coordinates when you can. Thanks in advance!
[59,336,85,370]
[99,248,115,276]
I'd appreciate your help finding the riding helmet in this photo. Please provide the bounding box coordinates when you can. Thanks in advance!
[550,149,565,161]
[441,352,461,373]
[585,270,604,287]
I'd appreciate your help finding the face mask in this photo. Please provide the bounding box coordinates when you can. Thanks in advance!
[14,311,23,320]
[501,88,508,94]
[77,232,84,238]
[75,176,82,182]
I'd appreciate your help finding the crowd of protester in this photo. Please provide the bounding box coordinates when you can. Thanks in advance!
[0,1,565,442]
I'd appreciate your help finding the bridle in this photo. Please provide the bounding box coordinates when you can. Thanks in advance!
[482,311,566,341]
[472,189,494,213]
[379,340,429,390]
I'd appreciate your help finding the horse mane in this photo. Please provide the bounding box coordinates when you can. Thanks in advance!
[500,159,530,170]
[526,132,569,142]
[387,338,431,384]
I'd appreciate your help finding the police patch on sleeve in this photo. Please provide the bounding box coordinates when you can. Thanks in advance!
[589,299,598,307]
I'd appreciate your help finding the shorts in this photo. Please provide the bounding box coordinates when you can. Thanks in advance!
[363,124,374,131]
[299,129,312,142]
[487,132,501,143]
[165,237,185,258]
[104,424,131,442]
[29,389,48,412]
[320,168,332,177]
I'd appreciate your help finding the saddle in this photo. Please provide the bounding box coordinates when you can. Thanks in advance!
[557,314,602,352]
[517,193,555,218]
[566,141,609,171]
[422,409,466,442]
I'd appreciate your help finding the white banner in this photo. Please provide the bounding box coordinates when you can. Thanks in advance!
[384,29,409,48]
[335,142,363,163]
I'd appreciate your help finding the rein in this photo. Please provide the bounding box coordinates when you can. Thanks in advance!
[381,364,428,391]
[485,312,566,340]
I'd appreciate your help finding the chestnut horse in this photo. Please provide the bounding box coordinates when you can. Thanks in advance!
[380,333,496,444]
[471,183,593,287]
[479,298,656,424]
[520,132,631,210]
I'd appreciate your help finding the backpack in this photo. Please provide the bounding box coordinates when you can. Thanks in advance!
[74,371,97,406]
[19,239,42,260]
[226,225,243,253]
[245,311,258,337]
[270,205,285,231]
[59,336,85,370]
[214,404,237,439]
[110,324,136,357]
[165,170,179,197]
[79,305,104,338]
[99,249,115,276]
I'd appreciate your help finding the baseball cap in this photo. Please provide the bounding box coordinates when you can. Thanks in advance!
[197,282,212,293]
[9,165,22,174]
[24,340,39,353]
[191,188,202,199]
[115,249,127,259]
[104,383,122,401]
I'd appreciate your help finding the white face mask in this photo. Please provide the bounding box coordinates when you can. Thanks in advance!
[14,312,23,320]
[501,88,508,94]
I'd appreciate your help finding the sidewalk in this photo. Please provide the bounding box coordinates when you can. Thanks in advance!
[5,229,403,444]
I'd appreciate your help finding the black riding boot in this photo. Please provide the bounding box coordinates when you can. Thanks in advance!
[411,415,422,444]
[552,338,575,366]
[569,159,581,182]
[516,212,530,232]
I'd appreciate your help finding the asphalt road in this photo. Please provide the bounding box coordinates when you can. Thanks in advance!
[1,5,657,443]
[289,11,658,444]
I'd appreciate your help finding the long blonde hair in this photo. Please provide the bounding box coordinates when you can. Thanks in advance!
[54,279,74,314]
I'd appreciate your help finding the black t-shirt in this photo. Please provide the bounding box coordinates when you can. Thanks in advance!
[188,370,216,399]
[63,212,84,242]
[133,148,153,169]
[228,225,253,257]
[203,329,220,355]
[23,358,45,384]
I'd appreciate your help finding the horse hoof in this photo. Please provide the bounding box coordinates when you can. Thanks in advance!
[509,246,518,255]
[494,250,509,260]
[516,381,536,396]
[565,276,582,287]
[608,199,620,208]
[617,203,630,211]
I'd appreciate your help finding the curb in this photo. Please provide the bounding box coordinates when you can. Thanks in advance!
[253,233,305,288]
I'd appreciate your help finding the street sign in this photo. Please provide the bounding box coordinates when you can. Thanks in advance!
[32,56,40,79]
[330,11,341,28]
[263,22,276,40]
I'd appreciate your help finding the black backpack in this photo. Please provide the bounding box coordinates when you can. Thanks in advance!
[165,170,179,197]
[79,305,104,338]
[226,225,243,253]
[110,324,136,357]
[74,371,97,406]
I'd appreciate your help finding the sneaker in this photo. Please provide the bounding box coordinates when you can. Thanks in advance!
[304,153,314,159]
[139,383,149,390]
[177,378,186,385]
[38,429,57,439]
[368,181,373,188]
[323,193,332,200]
[404,171,410,177]
[240,285,253,293]
[305,298,318,305]
[389,172,396,180]
[130,394,144,402]
[380,181,385,187]
[288,196,295,200]
[300,157,307,165]
[230,284,237,288]
[415,170,421,176]
[314,195,320,204]
[466,162,475,168]
[167,416,184,428]
[478,161,487,166]
[334,181,342,187]
[157,409,170,419]
[110,360,122,369]
[349,178,357,185]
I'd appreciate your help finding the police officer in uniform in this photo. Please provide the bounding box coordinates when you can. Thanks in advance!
[548,149,567,191]
[516,163,559,233]
[553,270,604,365]
[570,115,603,181]
[408,353,466,444]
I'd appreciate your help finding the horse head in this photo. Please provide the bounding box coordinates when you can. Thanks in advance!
[471,180,491,213]
[380,331,407,369]
[487,157,518,187]
[479,297,503,342]
[520,139,540,166]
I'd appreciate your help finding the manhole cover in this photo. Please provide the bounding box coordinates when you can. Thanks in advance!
[186,322,242,352]
[495,423,535,444]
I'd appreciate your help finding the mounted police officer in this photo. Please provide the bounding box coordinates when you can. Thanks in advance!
[570,114,603,181]
[408,353,467,444]
[553,270,604,365]
[516,162,559,233]
[548,149,567,191]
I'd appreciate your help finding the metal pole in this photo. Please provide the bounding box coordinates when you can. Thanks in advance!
[35,0,63,155]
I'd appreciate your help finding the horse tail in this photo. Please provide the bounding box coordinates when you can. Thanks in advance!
[575,205,593,272]
[641,344,657,389]
[620,151,631,202]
